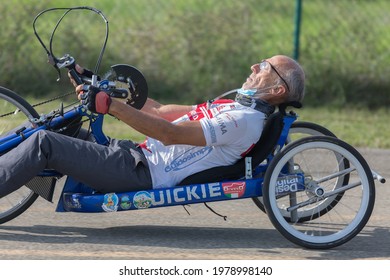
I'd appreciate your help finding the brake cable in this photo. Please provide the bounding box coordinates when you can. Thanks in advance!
[2,7,110,117]
[0,7,110,118]
[33,6,109,79]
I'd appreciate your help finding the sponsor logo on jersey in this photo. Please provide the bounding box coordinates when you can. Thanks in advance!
[216,116,227,135]
[164,146,213,172]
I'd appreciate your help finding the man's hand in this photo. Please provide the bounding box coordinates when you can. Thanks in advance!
[68,64,86,87]
[79,86,112,114]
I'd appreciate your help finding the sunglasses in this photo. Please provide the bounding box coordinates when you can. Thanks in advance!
[260,59,290,93]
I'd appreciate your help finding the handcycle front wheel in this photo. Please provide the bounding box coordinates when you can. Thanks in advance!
[0,86,40,224]
[252,121,349,222]
[263,136,375,249]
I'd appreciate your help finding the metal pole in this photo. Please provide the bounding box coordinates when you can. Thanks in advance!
[293,0,303,61]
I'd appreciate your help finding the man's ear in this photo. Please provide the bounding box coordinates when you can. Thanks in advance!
[271,85,286,96]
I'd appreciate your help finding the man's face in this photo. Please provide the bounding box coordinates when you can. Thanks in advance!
[240,56,291,104]
[241,57,281,92]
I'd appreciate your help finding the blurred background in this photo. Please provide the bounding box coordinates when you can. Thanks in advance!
[1,0,389,146]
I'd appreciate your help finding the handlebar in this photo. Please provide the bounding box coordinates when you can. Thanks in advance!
[57,54,84,85]
[33,6,148,110]
[33,6,109,82]
[54,53,129,99]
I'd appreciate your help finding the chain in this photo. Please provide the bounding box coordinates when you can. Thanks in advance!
[0,91,77,118]
[30,91,76,108]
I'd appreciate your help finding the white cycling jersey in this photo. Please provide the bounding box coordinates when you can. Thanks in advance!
[140,100,266,189]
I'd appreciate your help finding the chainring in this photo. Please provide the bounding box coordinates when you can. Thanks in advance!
[102,64,148,110]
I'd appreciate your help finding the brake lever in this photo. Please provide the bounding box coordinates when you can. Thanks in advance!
[47,54,62,82]
[54,54,83,85]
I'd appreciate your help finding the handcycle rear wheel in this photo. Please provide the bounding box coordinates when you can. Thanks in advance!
[252,122,349,222]
[288,121,336,142]
[0,87,40,224]
[263,136,375,249]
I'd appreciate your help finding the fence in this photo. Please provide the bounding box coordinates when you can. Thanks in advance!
[0,0,389,108]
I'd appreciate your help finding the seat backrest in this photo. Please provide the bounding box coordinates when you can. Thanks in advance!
[178,111,285,185]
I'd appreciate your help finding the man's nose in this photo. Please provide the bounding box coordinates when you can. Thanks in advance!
[251,64,259,73]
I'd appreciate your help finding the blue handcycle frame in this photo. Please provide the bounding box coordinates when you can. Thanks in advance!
[58,108,299,213]
[0,102,300,214]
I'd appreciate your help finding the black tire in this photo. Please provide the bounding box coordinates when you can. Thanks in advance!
[263,136,375,249]
[252,122,348,221]
[290,121,336,141]
[0,86,40,224]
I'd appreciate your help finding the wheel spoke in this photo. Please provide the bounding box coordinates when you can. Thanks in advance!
[0,87,40,224]
[263,136,375,249]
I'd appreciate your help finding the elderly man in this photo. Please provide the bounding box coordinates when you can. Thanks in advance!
[0,55,304,197]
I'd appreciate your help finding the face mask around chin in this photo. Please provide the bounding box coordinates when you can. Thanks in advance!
[237,85,277,97]
[237,88,257,96]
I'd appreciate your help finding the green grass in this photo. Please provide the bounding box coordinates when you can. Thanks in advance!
[104,106,390,149]
[2,0,389,109]
[99,95,390,149]
[295,107,390,149]
[27,102,389,152]
[102,116,145,142]
[3,0,390,148]
[27,96,390,149]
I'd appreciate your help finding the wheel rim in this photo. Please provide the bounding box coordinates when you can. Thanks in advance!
[253,123,345,220]
[0,90,39,223]
[265,138,374,246]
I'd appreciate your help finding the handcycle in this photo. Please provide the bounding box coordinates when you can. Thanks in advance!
[0,6,386,249]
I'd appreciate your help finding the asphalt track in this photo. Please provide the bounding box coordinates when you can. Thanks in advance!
[0,148,389,260]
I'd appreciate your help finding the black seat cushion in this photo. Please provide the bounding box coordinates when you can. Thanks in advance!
[178,111,284,185]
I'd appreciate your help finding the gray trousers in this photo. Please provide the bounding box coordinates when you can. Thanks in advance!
[0,130,152,198]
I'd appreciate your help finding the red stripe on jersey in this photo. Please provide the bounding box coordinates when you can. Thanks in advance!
[194,99,234,110]
[241,143,255,158]
[189,99,235,121]
[138,140,152,153]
